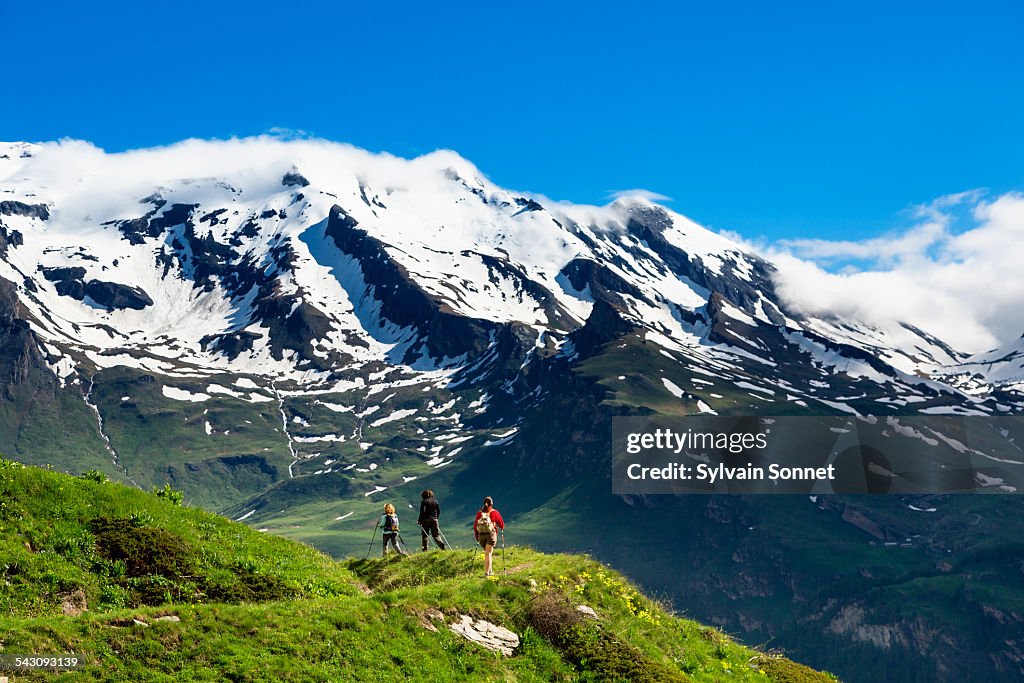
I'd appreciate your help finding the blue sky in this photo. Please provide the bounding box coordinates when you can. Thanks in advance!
[3,0,1022,243]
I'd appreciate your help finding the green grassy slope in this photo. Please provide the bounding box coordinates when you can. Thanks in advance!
[88,367,292,510]
[0,459,837,682]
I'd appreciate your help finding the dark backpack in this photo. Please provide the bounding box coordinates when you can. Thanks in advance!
[383,514,399,533]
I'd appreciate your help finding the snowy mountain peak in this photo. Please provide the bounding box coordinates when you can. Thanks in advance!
[0,138,1018,418]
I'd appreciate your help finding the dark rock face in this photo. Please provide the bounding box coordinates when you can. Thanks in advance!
[182,223,238,292]
[113,217,154,245]
[117,202,249,294]
[512,197,544,215]
[237,218,261,240]
[253,295,335,368]
[111,202,197,245]
[559,258,647,307]
[56,279,86,300]
[200,330,262,359]
[0,224,24,256]
[0,201,50,221]
[42,268,88,300]
[42,266,87,283]
[83,281,154,311]
[622,204,787,324]
[797,326,899,377]
[41,267,152,310]
[282,170,310,188]
[324,204,498,363]
[569,299,639,358]
[153,203,196,231]
[475,252,575,331]
[704,291,762,352]
[0,277,55,400]
[231,242,337,369]
[176,218,340,370]
[199,208,229,225]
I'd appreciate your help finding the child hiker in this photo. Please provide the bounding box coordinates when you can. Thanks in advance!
[473,496,505,577]
[380,503,407,557]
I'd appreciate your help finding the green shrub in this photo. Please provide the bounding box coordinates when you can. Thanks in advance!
[91,516,197,579]
[127,573,195,606]
[99,583,130,608]
[152,484,184,505]
[526,589,583,641]
[527,591,688,683]
[80,469,109,483]
[757,655,839,682]
[50,524,97,564]
[202,564,293,603]
[129,511,155,527]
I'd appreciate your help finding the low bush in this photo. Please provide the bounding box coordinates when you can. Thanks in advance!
[80,469,109,483]
[91,516,197,579]
[757,656,841,682]
[527,591,689,683]
[203,564,293,603]
[152,483,184,505]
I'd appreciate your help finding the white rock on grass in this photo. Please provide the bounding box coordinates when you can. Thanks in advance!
[449,615,520,656]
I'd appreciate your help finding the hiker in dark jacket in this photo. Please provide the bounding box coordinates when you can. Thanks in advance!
[417,489,446,551]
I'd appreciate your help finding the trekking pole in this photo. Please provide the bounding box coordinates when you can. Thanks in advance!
[501,529,506,575]
[397,533,410,555]
[428,525,452,551]
[365,521,380,560]
[423,522,451,550]
[418,523,436,551]
[437,527,454,550]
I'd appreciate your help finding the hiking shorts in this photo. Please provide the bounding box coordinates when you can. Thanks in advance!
[478,532,497,549]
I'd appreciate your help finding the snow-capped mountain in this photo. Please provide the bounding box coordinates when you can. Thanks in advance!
[0,138,1021,501]
[935,334,1024,397]
[2,139,772,380]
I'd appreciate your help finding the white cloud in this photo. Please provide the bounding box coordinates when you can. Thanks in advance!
[606,188,672,203]
[753,191,1024,353]
[778,220,947,266]
[2,136,488,229]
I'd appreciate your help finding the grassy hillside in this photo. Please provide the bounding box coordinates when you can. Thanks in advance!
[0,459,837,682]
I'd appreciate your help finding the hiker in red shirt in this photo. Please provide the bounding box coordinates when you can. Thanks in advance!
[473,496,505,577]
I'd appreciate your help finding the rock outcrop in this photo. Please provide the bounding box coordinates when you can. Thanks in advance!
[448,615,520,656]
